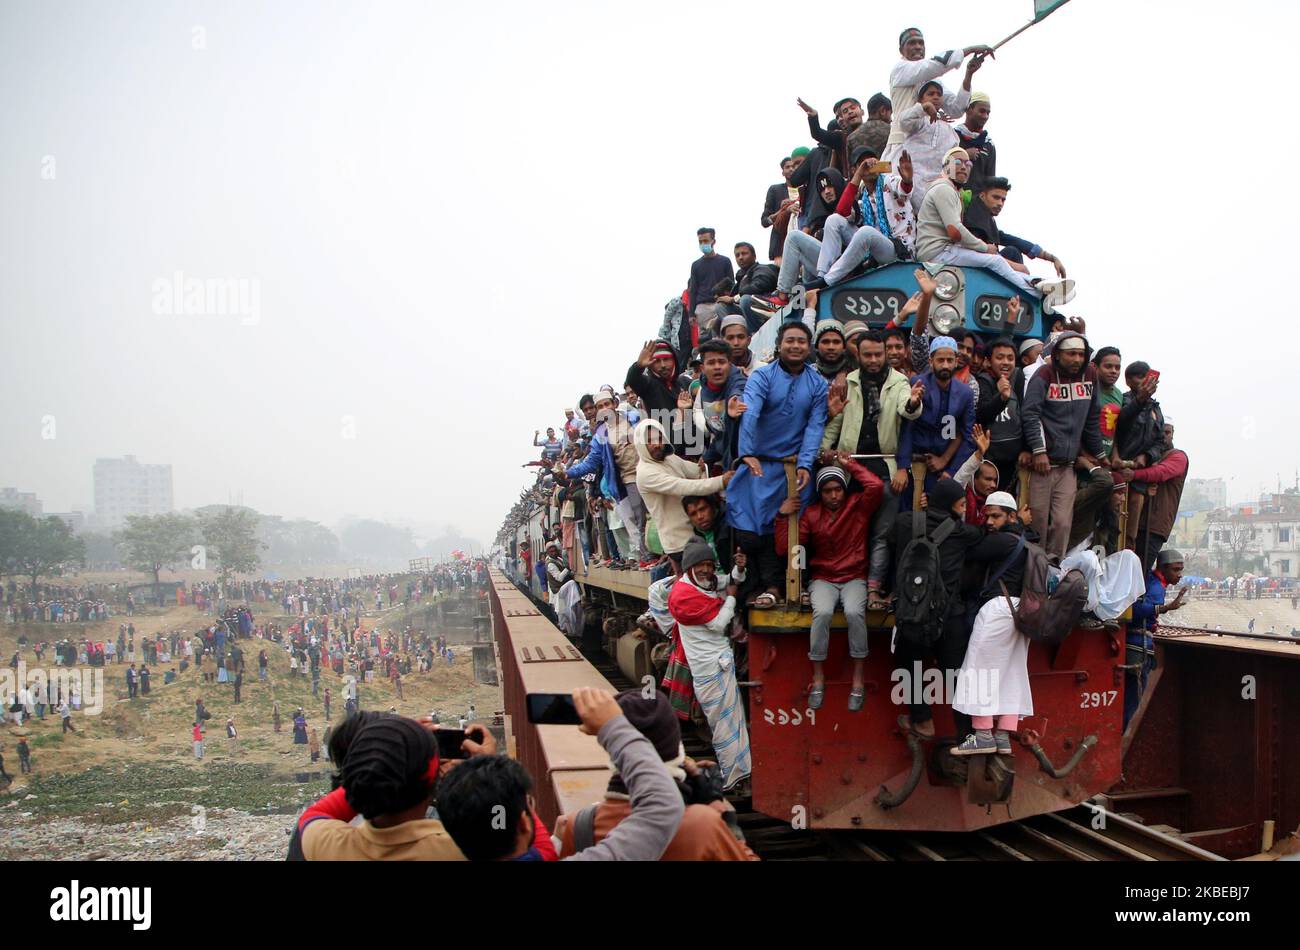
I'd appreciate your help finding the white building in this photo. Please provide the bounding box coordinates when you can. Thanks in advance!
[93,456,173,527]
[1183,477,1227,513]
[0,487,43,517]
[1205,493,1300,577]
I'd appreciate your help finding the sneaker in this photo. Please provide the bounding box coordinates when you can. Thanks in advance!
[847,687,865,712]
[950,731,997,756]
[890,237,912,262]
[994,730,1013,756]
[1035,278,1077,315]
[752,292,790,314]
[808,684,825,710]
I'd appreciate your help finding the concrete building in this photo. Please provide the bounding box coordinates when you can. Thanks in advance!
[1205,492,1300,577]
[93,456,173,527]
[1182,477,1227,513]
[0,487,43,517]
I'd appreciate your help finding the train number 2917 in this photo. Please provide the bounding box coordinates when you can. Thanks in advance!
[763,707,817,726]
[1079,690,1118,708]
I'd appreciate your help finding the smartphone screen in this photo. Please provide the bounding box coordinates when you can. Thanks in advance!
[434,728,477,760]
[525,692,582,726]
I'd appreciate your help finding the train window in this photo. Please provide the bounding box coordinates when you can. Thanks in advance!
[973,294,1034,334]
[831,287,907,325]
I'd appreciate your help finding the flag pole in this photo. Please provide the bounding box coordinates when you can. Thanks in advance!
[991,0,1072,51]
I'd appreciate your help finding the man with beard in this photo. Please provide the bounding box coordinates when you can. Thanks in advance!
[883,27,993,167]
[726,322,829,608]
[823,330,923,608]
[1021,331,1105,558]
[897,335,976,505]
[916,148,1059,302]
[635,419,733,571]
[799,96,864,179]
[667,537,750,791]
[813,320,854,383]
[847,93,892,165]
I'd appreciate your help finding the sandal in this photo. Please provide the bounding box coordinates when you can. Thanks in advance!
[867,591,889,611]
[808,684,825,710]
[848,687,865,712]
[799,590,811,608]
[752,592,777,610]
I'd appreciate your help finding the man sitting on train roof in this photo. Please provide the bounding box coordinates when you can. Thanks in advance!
[775,453,883,712]
[897,66,978,212]
[751,169,849,315]
[687,228,734,338]
[915,147,1074,309]
[726,322,828,608]
[896,334,976,505]
[1125,547,1188,730]
[553,691,758,861]
[713,241,777,335]
[963,177,1068,280]
[821,329,923,607]
[804,147,914,293]
[955,90,996,194]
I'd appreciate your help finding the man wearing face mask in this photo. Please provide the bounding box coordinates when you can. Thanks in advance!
[687,228,734,336]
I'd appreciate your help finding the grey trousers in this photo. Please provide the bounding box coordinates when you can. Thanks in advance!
[809,578,869,661]
[1029,463,1078,559]
[616,484,647,562]
[868,482,899,589]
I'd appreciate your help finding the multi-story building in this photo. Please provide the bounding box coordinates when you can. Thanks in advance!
[1182,477,1227,513]
[93,456,173,528]
[1205,492,1300,577]
[0,487,43,517]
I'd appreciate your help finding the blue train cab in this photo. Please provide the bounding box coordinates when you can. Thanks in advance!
[816,261,1044,340]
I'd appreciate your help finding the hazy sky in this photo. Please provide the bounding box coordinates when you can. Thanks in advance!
[2,0,1295,550]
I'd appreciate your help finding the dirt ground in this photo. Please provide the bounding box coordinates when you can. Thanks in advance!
[0,583,500,859]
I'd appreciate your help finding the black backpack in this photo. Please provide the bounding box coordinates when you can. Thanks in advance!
[894,512,958,650]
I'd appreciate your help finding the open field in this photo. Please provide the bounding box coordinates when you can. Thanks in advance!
[0,587,499,859]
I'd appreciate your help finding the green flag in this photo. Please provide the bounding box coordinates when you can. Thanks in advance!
[1034,0,1071,20]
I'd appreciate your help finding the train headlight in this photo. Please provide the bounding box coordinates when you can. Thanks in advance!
[931,304,962,336]
[933,269,961,302]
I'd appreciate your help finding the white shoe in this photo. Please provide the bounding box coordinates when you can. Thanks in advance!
[1036,278,1076,315]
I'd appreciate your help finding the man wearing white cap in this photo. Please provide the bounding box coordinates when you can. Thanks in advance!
[955,91,996,194]
[883,28,993,167]
[952,491,1031,756]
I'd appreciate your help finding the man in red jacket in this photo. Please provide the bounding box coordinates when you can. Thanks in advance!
[1123,421,1188,572]
[776,451,883,711]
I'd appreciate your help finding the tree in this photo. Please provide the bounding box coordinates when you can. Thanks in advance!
[198,507,263,591]
[4,513,87,601]
[1215,515,1264,576]
[117,513,198,604]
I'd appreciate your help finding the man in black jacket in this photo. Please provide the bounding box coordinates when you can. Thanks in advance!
[715,242,777,334]
[1115,361,1165,550]
[761,155,803,263]
[625,339,689,455]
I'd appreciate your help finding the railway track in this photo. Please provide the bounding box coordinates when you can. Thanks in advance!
[585,652,1222,862]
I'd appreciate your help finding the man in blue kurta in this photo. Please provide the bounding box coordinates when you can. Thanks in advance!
[726,321,828,607]
[895,335,975,509]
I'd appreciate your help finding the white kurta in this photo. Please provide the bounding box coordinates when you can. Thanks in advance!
[953,596,1032,718]
[897,95,970,212]
[1060,548,1146,621]
[883,50,968,161]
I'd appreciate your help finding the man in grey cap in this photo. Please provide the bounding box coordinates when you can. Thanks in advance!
[814,320,854,381]
[1124,547,1187,729]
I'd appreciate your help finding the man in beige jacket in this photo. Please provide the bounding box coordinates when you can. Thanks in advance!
[634,418,733,572]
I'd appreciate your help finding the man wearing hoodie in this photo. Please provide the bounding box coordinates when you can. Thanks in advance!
[1021,331,1105,558]
[635,419,733,570]
[625,339,690,456]
[726,322,829,608]
[822,329,925,606]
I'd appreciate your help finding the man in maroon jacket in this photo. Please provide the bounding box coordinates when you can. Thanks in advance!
[1123,420,1188,572]
[775,451,883,711]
